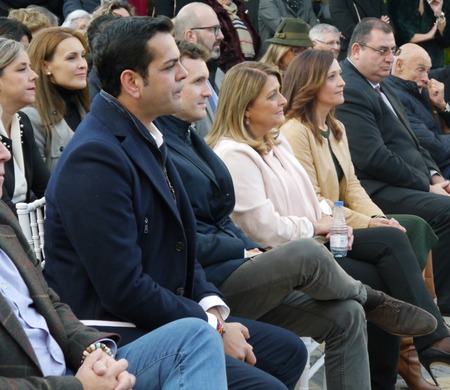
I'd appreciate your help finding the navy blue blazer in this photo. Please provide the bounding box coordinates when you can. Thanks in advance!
[44,93,221,343]
[155,116,260,287]
[335,59,439,197]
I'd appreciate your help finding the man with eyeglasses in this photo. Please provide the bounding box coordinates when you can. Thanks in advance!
[309,23,341,59]
[336,17,450,389]
[174,2,226,136]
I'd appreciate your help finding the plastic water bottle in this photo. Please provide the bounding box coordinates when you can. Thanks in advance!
[330,201,348,258]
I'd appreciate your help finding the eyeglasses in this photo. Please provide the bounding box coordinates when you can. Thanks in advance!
[358,43,401,56]
[314,39,341,47]
[191,25,222,36]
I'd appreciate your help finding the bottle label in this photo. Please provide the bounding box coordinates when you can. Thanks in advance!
[330,234,347,248]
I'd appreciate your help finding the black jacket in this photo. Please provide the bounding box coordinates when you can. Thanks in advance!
[385,75,450,176]
[1,112,50,214]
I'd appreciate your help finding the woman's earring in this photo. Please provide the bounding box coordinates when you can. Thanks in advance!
[245,115,250,126]
[47,72,51,76]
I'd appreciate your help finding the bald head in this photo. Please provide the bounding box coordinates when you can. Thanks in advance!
[173,2,223,59]
[392,43,432,91]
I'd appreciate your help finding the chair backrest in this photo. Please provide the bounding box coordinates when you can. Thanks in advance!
[16,197,46,268]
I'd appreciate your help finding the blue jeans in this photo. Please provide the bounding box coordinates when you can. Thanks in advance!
[116,318,227,390]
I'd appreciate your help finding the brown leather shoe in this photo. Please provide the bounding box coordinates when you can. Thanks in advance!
[364,288,437,337]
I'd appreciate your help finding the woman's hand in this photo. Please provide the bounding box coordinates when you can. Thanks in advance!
[312,215,334,236]
[369,217,407,232]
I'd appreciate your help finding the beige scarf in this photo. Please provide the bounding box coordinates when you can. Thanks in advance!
[222,2,255,58]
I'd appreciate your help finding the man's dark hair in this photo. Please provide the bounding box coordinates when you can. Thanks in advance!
[177,40,211,63]
[0,17,32,43]
[87,14,120,51]
[348,17,394,55]
[93,16,173,97]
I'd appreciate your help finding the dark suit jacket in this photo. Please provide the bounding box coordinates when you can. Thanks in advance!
[0,201,116,389]
[155,116,260,287]
[2,112,50,214]
[330,0,387,54]
[44,92,221,343]
[335,59,439,198]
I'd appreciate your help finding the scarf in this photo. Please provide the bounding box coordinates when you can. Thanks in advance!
[287,0,301,15]
[222,2,255,59]
[0,113,27,203]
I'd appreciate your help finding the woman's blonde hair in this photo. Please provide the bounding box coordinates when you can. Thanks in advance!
[8,8,50,34]
[92,0,135,17]
[206,61,281,155]
[260,43,292,75]
[0,37,24,76]
[27,27,90,138]
[282,50,342,144]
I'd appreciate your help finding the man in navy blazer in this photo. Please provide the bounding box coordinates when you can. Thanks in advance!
[43,16,307,389]
[0,129,227,388]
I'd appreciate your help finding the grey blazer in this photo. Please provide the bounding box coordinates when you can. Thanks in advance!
[22,106,87,172]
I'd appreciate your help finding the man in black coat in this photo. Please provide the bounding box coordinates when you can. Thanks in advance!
[386,42,450,179]
[335,19,450,387]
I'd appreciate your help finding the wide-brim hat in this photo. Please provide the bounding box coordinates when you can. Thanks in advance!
[266,17,312,48]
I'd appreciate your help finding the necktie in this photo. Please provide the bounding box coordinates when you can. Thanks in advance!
[374,85,398,117]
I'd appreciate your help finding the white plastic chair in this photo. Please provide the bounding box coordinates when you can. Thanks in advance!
[297,337,326,390]
[16,197,46,268]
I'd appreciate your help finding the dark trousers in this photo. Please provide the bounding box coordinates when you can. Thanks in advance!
[227,316,307,390]
[372,186,450,313]
[336,227,448,390]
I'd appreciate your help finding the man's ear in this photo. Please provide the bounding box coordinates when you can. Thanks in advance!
[184,29,196,42]
[120,70,143,99]
[351,42,361,60]
[395,58,404,74]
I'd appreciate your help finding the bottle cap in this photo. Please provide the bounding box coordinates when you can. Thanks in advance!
[334,201,344,206]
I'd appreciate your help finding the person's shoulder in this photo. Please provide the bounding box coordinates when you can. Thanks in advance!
[20,106,41,124]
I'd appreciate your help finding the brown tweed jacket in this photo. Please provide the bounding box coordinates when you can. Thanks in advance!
[0,201,118,389]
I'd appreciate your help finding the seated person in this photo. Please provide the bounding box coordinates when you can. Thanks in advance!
[281,49,441,390]
[309,23,341,59]
[260,18,311,79]
[155,41,438,390]
[62,9,92,35]
[204,0,260,73]
[0,38,49,214]
[22,27,89,172]
[0,139,228,390]
[8,8,50,35]
[207,60,450,390]
[258,0,318,52]
[386,42,450,179]
[0,17,32,48]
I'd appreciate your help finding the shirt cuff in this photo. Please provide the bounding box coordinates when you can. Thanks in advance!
[199,296,230,321]
[95,338,118,357]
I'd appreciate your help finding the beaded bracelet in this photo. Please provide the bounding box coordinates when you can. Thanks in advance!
[81,342,113,363]
[217,320,226,336]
